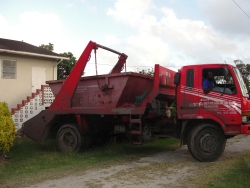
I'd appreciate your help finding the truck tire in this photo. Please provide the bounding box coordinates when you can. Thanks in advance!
[57,124,82,152]
[187,124,226,162]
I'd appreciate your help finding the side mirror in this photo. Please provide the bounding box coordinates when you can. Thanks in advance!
[174,73,180,85]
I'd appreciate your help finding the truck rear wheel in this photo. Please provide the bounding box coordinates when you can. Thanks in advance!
[187,124,226,162]
[57,124,82,152]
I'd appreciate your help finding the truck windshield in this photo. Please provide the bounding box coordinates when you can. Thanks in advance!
[233,67,249,98]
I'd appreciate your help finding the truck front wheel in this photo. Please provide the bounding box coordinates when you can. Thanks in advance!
[187,124,226,162]
[57,124,82,152]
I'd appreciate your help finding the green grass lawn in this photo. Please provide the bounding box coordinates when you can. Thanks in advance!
[0,136,179,188]
[181,150,250,188]
[203,151,250,188]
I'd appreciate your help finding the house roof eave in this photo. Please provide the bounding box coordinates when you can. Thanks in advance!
[0,49,69,60]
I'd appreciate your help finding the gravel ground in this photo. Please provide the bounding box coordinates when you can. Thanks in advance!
[27,135,250,188]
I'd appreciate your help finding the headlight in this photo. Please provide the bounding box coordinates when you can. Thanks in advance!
[242,116,247,123]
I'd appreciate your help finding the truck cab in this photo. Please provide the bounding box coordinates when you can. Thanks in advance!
[174,63,250,161]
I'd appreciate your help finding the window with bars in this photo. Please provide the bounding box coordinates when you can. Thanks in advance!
[1,60,16,79]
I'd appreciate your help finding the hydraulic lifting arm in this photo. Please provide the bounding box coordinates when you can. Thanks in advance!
[49,41,128,110]
[96,43,128,74]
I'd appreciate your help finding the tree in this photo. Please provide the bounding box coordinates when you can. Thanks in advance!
[39,43,77,80]
[57,52,77,80]
[39,43,54,51]
[136,67,154,76]
[234,59,250,90]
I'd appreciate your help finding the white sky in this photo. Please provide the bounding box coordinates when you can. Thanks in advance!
[1,0,250,76]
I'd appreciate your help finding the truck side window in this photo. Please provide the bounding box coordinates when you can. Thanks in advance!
[203,68,236,95]
[186,69,194,88]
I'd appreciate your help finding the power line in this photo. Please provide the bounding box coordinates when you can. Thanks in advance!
[232,0,250,20]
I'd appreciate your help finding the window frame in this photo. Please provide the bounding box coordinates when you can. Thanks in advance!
[1,59,17,79]
[202,68,236,95]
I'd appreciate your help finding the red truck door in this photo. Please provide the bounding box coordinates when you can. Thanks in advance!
[178,67,201,117]
[200,67,241,127]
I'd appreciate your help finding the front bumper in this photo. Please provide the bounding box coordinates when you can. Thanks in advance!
[241,124,250,134]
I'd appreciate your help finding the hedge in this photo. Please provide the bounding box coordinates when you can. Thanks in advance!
[0,102,16,153]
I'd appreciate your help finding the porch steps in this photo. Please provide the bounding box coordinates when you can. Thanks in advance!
[11,85,55,131]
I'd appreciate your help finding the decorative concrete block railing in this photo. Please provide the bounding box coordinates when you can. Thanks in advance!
[11,85,55,131]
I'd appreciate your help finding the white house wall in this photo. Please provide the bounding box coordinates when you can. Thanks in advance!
[0,54,57,110]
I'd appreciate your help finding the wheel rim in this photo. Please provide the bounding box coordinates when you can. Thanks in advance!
[64,133,75,146]
[62,131,77,149]
[199,133,217,153]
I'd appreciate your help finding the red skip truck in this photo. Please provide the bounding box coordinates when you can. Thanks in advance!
[23,41,250,162]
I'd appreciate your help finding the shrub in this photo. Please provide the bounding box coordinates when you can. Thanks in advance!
[0,102,16,153]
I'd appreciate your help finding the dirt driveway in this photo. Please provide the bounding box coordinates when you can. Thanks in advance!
[28,135,250,188]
